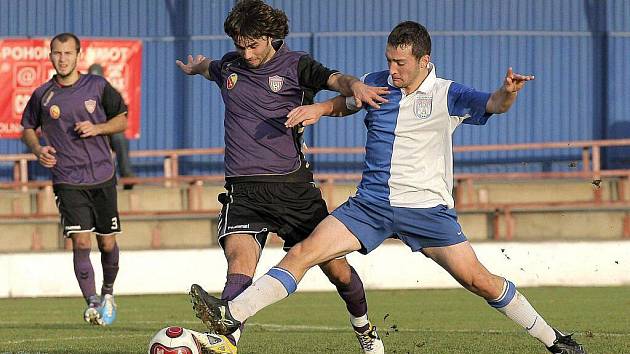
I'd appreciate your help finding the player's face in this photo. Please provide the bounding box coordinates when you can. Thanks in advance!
[234,37,275,68]
[386,44,429,92]
[49,39,80,79]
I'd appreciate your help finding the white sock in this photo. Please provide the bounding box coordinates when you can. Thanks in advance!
[491,281,556,347]
[350,313,370,329]
[230,329,241,344]
[230,274,289,322]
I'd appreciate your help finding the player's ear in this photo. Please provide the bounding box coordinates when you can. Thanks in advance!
[420,54,430,69]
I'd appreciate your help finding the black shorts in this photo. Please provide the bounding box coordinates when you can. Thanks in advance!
[54,185,121,237]
[217,182,329,250]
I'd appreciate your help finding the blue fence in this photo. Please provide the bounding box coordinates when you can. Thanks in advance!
[1,0,629,180]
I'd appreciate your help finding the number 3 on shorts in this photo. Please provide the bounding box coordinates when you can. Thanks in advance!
[111,217,119,230]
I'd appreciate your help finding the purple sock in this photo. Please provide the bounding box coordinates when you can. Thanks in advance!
[73,248,96,304]
[221,273,252,300]
[221,273,252,344]
[335,266,369,331]
[100,243,120,296]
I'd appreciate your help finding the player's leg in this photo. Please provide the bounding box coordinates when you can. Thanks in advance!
[190,215,362,336]
[92,184,122,325]
[223,195,391,327]
[70,231,99,310]
[319,257,384,353]
[422,242,585,353]
[278,182,381,351]
[218,233,262,345]
[55,189,102,325]
[96,234,119,325]
[191,186,267,349]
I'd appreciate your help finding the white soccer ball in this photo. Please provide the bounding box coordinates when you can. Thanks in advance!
[148,326,202,354]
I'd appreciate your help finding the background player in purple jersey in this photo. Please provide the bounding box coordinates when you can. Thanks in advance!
[185,21,587,354]
[176,1,387,353]
[21,33,128,327]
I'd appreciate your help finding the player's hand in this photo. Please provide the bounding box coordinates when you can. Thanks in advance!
[36,146,57,168]
[503,67,534,93]
[350,81,389,109]
[75,121,102,138]
[285,104,327,128]
[176,55,208,75]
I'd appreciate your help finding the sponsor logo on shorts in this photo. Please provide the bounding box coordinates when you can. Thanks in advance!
[65,225,81,230]
[227,224,250,230]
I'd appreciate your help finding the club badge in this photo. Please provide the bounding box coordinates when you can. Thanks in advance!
[49,105,61,119]
[414,93,432,119]
[226,73,238,90]
[84,99,97,114]
[268,75,284,93]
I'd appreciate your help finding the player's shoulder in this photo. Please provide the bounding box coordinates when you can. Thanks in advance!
[220,51,241,65]
[434,77,454,92]
[83,73,108,85]
[363,70,390,85]
[30,79,56,98]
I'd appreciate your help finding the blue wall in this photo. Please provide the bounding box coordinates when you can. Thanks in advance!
[1,0,629,178]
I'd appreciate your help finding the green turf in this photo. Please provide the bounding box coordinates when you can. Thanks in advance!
[0,287,628,353]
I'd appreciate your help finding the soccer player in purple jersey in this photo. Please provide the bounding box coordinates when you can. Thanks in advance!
[21,33,127,327]
[186,21,587,354]
[176,1,387,353]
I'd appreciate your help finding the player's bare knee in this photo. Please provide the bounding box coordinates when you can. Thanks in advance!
[319,259,352,286]
[464,273,497,299]
[71,233,91,249]
[97,235,116,252]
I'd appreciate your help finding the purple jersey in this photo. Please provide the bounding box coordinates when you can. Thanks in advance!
[21,74,127,188]
[209,41,336,182]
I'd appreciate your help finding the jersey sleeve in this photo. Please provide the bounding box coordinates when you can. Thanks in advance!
[21,93,42,129]
[297,55,339,93]
[101,81,128,119]
[447,82,492,125]
[344,73,369,111]
[208,59,222,85]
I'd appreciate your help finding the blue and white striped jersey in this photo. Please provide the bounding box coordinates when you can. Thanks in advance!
[350,63,492,208]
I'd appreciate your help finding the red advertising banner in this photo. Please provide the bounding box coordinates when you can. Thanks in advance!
[0,39,142,139]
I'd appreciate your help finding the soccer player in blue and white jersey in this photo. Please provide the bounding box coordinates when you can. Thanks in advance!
[189,21,587,354]
[177,1,387,353]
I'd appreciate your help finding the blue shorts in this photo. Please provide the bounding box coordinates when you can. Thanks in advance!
[331,195,467,254]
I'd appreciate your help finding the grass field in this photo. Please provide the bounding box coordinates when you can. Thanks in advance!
[1,286,628,353]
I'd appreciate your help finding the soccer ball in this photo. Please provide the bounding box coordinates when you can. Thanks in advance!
[148,326,202,354]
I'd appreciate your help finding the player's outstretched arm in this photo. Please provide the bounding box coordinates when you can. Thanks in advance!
[327,74,389,109]
[486,67,534,114]
[285,96,357,128]
[175,54,213,80]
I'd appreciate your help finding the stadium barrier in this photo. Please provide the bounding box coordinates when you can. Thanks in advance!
[1,139,629,248]
[1,240,629,298]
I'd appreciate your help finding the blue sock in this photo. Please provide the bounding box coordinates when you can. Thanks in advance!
[267,267,297,295]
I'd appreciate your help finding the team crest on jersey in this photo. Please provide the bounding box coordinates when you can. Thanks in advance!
[414,93,433,119]
[49,105,61,119]
[226,73,238,90]
[268,75,284,93]
[84,99,97,114]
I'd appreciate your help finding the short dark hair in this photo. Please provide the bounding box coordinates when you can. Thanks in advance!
[224,0,289,42]
[387,21,431,60]
[50,32,81,52]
